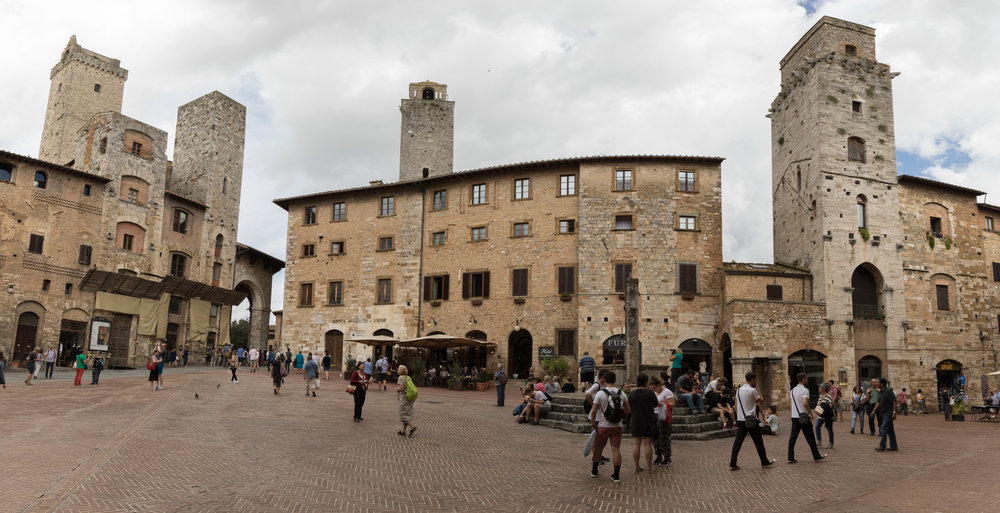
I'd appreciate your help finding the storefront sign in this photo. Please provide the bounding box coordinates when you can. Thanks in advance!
[89,320,111,351]
[538,346,555,359]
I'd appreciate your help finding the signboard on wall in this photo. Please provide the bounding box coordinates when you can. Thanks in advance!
[89,320,111,351]
[538,346,555,359]
[350,330,364,339]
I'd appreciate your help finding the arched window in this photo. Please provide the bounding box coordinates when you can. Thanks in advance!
[215,234,224,258]
[856,195,868,228]
[33,171,47,189]
[848,137,866,163]
[115,222,146,253]
[851,265,881,319]
[422,88,435,99]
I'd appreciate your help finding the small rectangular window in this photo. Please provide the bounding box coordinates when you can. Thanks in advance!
[170,253,187,278]
[559,219,576,234]
[512,268,529,297]
[65,283,73,296]
[936,284,949,311]
[557,266,576,295]
[471,184,487,205]
[514,178,530,200]
[993,262,1000,282]
[614,215,633,230]
[378,237,394,251]
[0,162,11,182]
[332,202,345,222]
[433,190,447,211]
[614,263,633,293]
[169,295,183,314]
[426,275,448,301]
[557,329,576,357]
[679,263,698,294]
[131,142,142,156]
[929,217,942,238]
[377,278,392,304]
[380,196,395,216]
[28,234,44,254]
[172,209,189,233]
[678,170,695,192]
[331,241,344,254]
[766,284,783,301]
[128,188,139,202]
[83,184,91,196]
[560,175,576,196]
[300,283,314,307]
[432,231,446,246]
[513,222,530,238]
[304,206,317,225]
[678,215,696,230]
[986,216,994,231]
[845,44,857,56]
[461,272,489,299]
[94,83,101,92]
[122,233,134,251]
[42,279,50,292]
[848,137,866,163]
[78,245,92,265]
[328,281,343,305]
[212,263,222,287]
[852,101,862,113]
[302,244,315,257]
[615,170,632,191]
[471,226,487,241]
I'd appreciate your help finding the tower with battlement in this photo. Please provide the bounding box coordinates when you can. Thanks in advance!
[39,36,128,166]
[399,81,454,181]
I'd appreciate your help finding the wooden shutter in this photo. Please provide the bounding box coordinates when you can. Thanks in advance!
[993,262,1000,282]
[423,276,432,301]
[483,271,490,298]
[442,275,450,300]
[558,267,575,295]
[936,285,949,311]
[679,264,697,294]
[614,264,632,293]
[462,273,471,299]
[512,269,527,296]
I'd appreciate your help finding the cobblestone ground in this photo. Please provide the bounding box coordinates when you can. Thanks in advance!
[1,367,998,513]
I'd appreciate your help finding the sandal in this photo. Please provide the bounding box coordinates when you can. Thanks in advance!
[408,426,417,438]
[397,431,407,436]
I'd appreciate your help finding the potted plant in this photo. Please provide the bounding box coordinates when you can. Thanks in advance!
[343,356,357,380]
[430,299,442,307]
[447,363,465,390]
[559,293,572,302]
[471,299,483,306]
[476,369,492,391]
[409,356,427,387]
[951,398,967,421]
[513,297,526,304]
[539,357,570,381]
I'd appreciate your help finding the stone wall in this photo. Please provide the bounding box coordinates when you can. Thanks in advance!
[399,82,454,181]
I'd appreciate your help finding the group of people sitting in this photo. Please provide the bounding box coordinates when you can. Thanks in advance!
[666,370,782,434]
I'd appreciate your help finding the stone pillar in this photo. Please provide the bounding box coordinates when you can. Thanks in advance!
[625,278,639,386]
[249,306,270,350]
[731,357,754,386]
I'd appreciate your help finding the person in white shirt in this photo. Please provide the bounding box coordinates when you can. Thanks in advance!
[523,388,551,425]
[248,348,259,372]
[376,356,389,391]
[728,371,775,470]
[589,371,631,483]
[704,376,727,395]
[583,370,607,415]
[787,372,825,462]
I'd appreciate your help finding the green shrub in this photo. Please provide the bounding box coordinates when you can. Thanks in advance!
[540,357,570,380]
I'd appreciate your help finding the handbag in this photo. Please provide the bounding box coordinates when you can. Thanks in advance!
[346,384,356,395]
[792,388,811,425]
[146,361,157,371]
[736,388,756,429]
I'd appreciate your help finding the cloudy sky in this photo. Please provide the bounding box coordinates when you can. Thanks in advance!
[3,0,999,319]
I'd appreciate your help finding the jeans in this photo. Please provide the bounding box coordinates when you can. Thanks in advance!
[851,408,864,432]
[91,368,101,384]
[353,388,367,419]
[917,400,926,414]
[788,417,822,461]
[815,417,834,446]
[677,393,703,412]
[879,413,897,449]
[496,384,505,406]
[45,361,54,378]
[729,420,769,467]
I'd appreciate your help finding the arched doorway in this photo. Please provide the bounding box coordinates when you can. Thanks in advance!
[325,330,343,371]
[680,338,712,378]
[936,360,963,410]
[165,323,180,352]
[373,328,394,360]
[788,349,827,403]
[508,329,532,379]
[13,312,40,365]
[601,334,642,365]
[857,355,882,390]
[466,330,488,369]
[59,309,89,367]
[851,265,883,319]
[720,334,733,384]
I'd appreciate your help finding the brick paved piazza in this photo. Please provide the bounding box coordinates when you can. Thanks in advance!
[2,367,998,513]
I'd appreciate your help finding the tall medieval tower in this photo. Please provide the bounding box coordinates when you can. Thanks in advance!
[39,36,128,166]
[769,17,904,377]
[399,81,454,181]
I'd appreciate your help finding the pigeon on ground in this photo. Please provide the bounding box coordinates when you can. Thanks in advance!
[195,393,199,399]
[217,384,221,389]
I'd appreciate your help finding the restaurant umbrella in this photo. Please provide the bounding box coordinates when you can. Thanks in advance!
[344,335,401,366]
[396,333,493,350]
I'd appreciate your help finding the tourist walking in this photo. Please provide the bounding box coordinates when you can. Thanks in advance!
[650,376,674,466]
[0,350,7,389]
[376,355,389,391]
[24,347,39,386]
[229,351,239,383]
[44,346,56,379]
[156,342,167,390]
[729,371,775,470]
[397,365,418,437]
[578,351,596,387]
[866,378,880,436]
[249,347,259,372]
[814,382,835,449]
[284,348,292,374]
[873,378,898,452]
[916,389,926,414]
[788,372,825,462]
[182,346,190,366]
[294,351,304,374]
[32,347,43,381]
[90,351,105,385]
[589,371,630,483]
[304,352,319,397]
[148,350,161,391]
[850,386,866,434]
[897,388,908,415]
[72,350,88,386]
[271,355,285,394]
[628,373,658,473]
[350,361,369,422]
[494,363,508,406]
[322,352,332,381]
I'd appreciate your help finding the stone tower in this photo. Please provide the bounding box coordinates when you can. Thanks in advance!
[170,91,246,286]
[769,17,904,378]
[39,35,128,166]
[399,81,454,181]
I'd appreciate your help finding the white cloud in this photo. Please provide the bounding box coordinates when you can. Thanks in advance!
[3,0,1000,314]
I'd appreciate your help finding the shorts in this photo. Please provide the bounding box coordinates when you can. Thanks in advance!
[378,372,387,382]
[539,402,552,414]
[581,370,595,384]
[595,426,623,448]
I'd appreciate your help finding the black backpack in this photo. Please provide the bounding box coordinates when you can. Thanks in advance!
[600,388,625,423]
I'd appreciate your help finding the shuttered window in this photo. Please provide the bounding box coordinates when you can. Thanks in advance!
[848,137,866,163]
[993,262,1000,282]
[557,266,576,295]
[28,234,44,254]
[461,272,490,299]
[78,245,92,265]
[766,284,783,300]
[423,275,450,301]
[512,269,528,297]
[679,263,698,294]
[936,284,949,311]
[377,279,392,304]
[614,263,632,293]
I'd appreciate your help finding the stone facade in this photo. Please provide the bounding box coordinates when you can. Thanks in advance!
[399,82,454,181]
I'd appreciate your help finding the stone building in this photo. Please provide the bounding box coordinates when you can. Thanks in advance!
[0,37,281,368]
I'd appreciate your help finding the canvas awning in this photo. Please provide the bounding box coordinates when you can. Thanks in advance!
[396,334,495,350]
[344,335,401,347]
[79,269,247,305]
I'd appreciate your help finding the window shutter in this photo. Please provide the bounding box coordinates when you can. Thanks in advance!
[483,271,490,298]
[442,275,450,301]
[994,262,1000,282]
[462,273,471,299]
[936,285,949,311]
[680,264,697,293]
[423,276,432,301]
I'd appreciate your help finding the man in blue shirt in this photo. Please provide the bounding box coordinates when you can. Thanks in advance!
[237,347,245,365]
[364,358,374,377]
[578,352,596,387]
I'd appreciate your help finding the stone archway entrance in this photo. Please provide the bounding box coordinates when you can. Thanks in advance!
[325,330,344,371]
[13,312,40,366]
[789,349,827,403]
[858,355,882,390]
[680,338,712,378]
[508,330,532,379]
[720,334,733,384]
[936,359,963,410]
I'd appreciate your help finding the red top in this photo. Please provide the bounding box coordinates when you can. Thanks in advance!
[350,370,368,390]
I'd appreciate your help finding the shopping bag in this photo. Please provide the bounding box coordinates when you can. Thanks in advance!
[583,429,597,457]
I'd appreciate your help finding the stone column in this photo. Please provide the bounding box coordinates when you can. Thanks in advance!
[731,357,754,386]
[625,278,639,386]
[249,306,270,350]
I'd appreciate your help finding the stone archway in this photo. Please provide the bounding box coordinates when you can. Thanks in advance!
[679,338,712,377]
[508,330,532,379]
[788,349,827,403]
[325,329,343,371]
[234,280,265,352]
[12,301,46,366]
[720,334,733,384]
[233,243,284,357]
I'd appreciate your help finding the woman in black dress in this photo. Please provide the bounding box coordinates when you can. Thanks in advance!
[627,373,659,472]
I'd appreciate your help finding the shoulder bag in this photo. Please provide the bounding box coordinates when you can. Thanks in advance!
[736,388,756,429]
[792,388,811,425]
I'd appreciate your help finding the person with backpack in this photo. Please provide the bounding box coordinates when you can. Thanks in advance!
[589,370,630,483]
[729,371,776,471]
[522,383,552,425]
[494,363,508,407]
[304,352,319,397]
[396,365,418,437]
[271,354,285,394]
[850,385,866,434]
